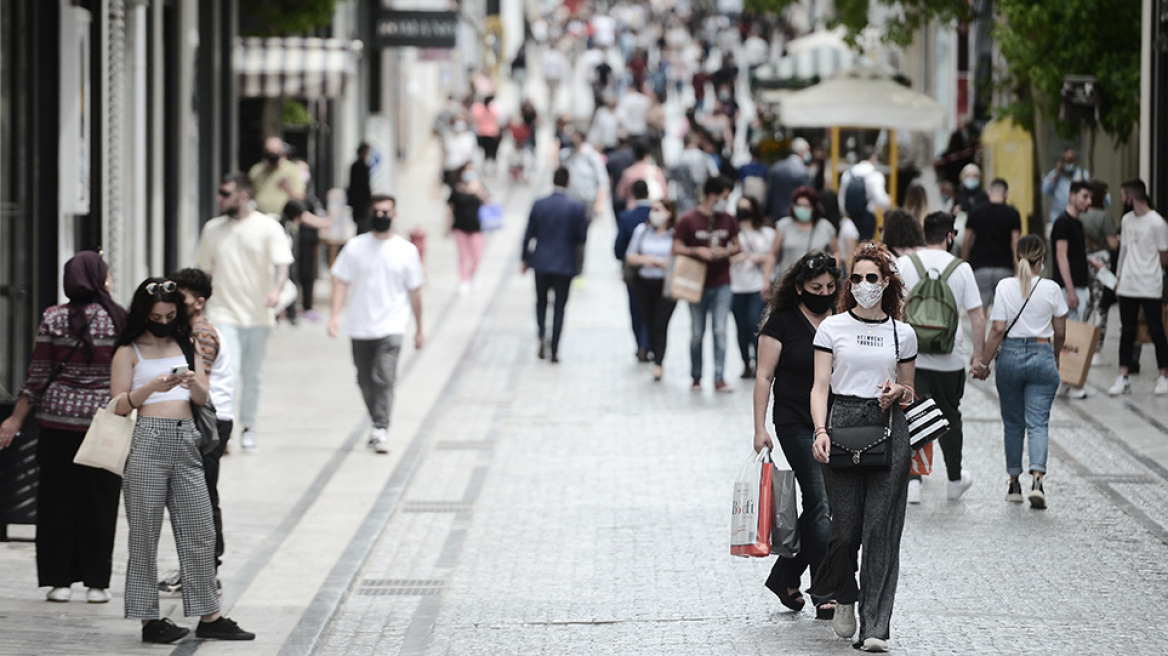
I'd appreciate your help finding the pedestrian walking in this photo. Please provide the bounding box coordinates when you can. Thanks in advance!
[809,241,917,653]
[673,175,740,391]
[897,213,986,504]
[615,180,653,362]
[195,173,294,453]
[902,183,928,225]
[0,252,125,604]
[763,186,838,285]
[615,140,667,210]
[625,200,681,381]
[752,250,839,621]
[282,199,332,322]
[1107,179,1168,396]
[764,138,811,224]
[447,163,490,294]
[347,143,373,234]
[163,268,234,587]
[1078,180,1119,343]
[470,95,502,175]
[952,163,988,215]
[1051,180,1093,398]
[442,116,478,190]
[522,168,589,363]
[248,137,305,216]
[962,178,1022,310]
[1041,148,1090,224]
[327,194,425,454]
[730,197,773,378]
[109,278,254,644]
[976,235,1066,509]
[879,209,925,258]
[840,147,892,241]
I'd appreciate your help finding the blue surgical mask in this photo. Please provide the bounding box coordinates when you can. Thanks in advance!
[963,178,980,190]
[1104,193,1112,209]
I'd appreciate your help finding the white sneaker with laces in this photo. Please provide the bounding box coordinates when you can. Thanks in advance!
[947,469,974,500]
[1107,376,1131,396]
[368,427,390,454]
[46,587,71,602]
[906,479,922,504]
[1156,376,1168,395]
[86,587,111,603]
[860,637,890,652]
[832,603,857,638]
[240,428,258,453]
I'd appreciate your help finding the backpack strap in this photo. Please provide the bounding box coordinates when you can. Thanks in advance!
[939,257,964,282]
[908,253,927,279]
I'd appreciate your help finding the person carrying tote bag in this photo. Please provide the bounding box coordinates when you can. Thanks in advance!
[108,278,254,645]
[808,242,917,653]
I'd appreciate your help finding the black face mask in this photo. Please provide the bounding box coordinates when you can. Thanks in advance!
[371,215,393,232]
[146,320,177,338]
[801,291,836,315]
[264,152,281,165]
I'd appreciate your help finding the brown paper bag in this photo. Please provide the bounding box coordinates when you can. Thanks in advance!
[664,255,707,303]
[1135,304,1168,345]
[1059,319,1100,387]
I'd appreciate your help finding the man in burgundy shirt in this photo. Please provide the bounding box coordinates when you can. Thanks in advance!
[672,176,740,391]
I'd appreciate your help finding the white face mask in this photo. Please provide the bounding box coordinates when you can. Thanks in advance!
[851,281,884,309]
[713,199,729,213]
[649,210,670,227]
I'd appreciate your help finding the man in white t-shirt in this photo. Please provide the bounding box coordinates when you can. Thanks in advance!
[328,194,425,453]
[1108,179,1168,396]
[897,212,986,503]
[196,173,294,453]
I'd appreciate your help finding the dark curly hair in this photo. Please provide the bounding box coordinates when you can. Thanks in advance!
[880,209,925,256]
[762,250,841,321]
[839,241,906,320]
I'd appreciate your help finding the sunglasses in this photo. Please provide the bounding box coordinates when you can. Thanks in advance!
[805,255,836,271]
[146,281,177,295]
[849,273,881,285]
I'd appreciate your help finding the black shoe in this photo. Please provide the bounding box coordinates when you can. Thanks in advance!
[550,353,560,364]
[195,616,256,641]
[142,618,190,644]
[1006,479,1023,503]
[538,340,546,360]
[1028,477,1047,510]
[636,348,651,363]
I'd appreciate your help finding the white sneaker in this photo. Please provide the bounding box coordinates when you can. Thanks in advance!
[86,587,111,604]
[947,469,974,500]
[1156,376,1168,395]
[368,427,389,454]
[832,602,857,638]
[240,428,258,453]
[860,637,890,652]
[46,587,71,602]
[906,479,922,504]
[1107,376,1131,396]
[1066,386,1090,399]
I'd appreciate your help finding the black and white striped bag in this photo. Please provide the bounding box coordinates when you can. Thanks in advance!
[905,397,949,449]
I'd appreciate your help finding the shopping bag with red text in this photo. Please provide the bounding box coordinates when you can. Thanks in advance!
[730,448,774,558]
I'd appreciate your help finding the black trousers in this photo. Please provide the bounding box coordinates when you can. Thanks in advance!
[535,273,573,355]
[203,419,232,567]
[1119,296,1168,371]
[632,277,677,365]
[298,236,319,311]
[35,425,122,588]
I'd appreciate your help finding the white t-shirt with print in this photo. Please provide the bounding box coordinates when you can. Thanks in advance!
[897,250,982,372]
[197,212,295,328]
[989,277,1067,339]
[330,233,425,339]
[1116,210,1168,299]
[813,312,918,398]
[730,226,776,294]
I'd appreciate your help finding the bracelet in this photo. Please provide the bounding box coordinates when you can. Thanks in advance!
[126,392,137,410]
[814,427,828,437]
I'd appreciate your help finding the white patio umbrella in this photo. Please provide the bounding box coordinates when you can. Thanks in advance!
[779,65,946,131]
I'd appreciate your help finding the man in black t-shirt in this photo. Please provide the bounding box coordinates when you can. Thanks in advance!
[962,178,1022,309]
[1051,181,1093,318]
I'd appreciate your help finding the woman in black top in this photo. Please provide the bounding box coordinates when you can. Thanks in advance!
[447,163,491,291]
[752,250,840,619]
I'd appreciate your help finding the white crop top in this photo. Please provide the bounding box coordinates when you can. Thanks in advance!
[131,343,192,405]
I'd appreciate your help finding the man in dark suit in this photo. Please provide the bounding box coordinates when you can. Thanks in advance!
[348,143,373,234]
[522,167,589,362]
[606,137,637,220]
[614,180,652,361]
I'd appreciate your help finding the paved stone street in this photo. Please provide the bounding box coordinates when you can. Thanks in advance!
[5,78,1168,656]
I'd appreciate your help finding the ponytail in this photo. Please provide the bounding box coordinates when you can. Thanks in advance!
[1014,235,1047,300]
[1016,256,1033,299]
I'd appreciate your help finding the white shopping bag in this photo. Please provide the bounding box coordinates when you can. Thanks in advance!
[730,448,773,558]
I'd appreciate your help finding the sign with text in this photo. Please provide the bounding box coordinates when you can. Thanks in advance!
[376,10,458,49]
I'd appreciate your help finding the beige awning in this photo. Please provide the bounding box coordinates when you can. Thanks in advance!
[235,37,363,99]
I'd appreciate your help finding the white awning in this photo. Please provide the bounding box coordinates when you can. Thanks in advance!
[235,37,363,99]
[779,65,947,132]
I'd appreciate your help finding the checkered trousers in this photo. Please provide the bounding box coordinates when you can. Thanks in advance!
[123,416,221,619]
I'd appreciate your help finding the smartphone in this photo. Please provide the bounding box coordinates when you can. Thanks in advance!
[170,364,190,376]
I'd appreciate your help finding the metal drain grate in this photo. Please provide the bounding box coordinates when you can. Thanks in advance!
[357,578,446,596]
[433,440,494,450]
[401,500,474,513]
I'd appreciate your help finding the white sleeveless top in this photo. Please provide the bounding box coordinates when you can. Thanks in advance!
[131,343,192,405]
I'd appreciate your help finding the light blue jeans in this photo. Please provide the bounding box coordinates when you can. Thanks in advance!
[688,284,732,382]
[217,325,270,429]
[994,338,1060,476]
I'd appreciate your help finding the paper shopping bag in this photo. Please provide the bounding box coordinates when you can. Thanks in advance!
[664,255,707,304]
[730,448,773,558]
[1059,319,1100,387]
[73,395,135,477]
[770,467,800,558]
[910,441,934,476]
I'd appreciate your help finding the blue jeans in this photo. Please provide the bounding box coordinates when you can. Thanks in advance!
[217,325,270,429]
[688,284,732,381]
[767,422,832,605]
[731,291,764,366]
[994,338,1060,476]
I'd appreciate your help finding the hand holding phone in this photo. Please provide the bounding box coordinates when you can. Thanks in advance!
[170,364,190,376]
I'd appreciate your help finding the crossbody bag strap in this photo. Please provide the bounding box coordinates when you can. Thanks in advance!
[1004,280,1038,337]
[42,308,98,393]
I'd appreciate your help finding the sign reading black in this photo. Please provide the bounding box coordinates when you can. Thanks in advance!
[377,10,458,49]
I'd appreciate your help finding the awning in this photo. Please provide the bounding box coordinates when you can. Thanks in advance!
[779,65,947,132]
[235,37,363,99]
[752,29,860,89]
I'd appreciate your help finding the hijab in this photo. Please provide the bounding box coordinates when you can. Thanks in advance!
[62,251,127,356]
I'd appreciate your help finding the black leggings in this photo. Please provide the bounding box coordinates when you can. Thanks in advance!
[633,277,677,366]
[1119,296,1168,371]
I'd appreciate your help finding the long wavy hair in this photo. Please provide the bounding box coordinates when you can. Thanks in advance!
[116,277,193,349]
[838,241,906,320]
[762,250,841,325]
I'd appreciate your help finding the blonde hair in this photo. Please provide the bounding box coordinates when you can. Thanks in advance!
[1015,235,1046,299]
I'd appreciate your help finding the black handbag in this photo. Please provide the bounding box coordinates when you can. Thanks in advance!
[828,410,892,471]
[178,338,220,456]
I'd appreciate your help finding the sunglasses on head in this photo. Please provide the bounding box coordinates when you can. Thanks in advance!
[804,255,836,272]
[146,281,177,295]
[849,273,881,285]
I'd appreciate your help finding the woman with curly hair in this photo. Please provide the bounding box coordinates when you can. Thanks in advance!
[879,209,925,258]
[808,242,917,652]
[752,250,840,619]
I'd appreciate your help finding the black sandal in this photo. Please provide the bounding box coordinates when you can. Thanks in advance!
[776,587,806,612]
[816,601,837,620]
